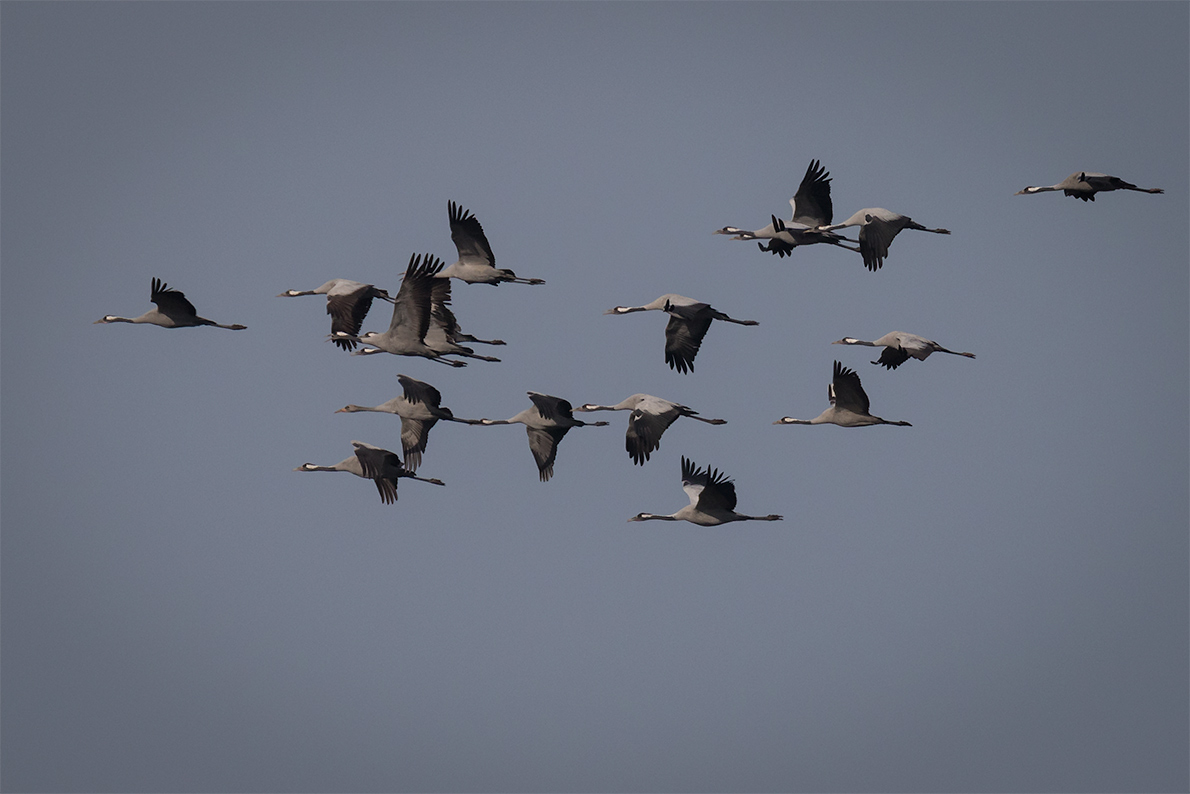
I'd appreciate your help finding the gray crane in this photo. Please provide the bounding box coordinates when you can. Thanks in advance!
[817,208,950,271]
[277,279,394,351]
[335,374,483,471]
[714,160,860,257]
[628,457,783,525]
[423,279,502,363]
[95,278,246,330]
[437,201,545,285]
[605,294,759,374]
[575,394,726,465]
[335,253,466,366]
[833,332,975,370]
[775,361,911,427]
[1015,172,1164,202]
[293,440,445,505]
[476,392,608,481]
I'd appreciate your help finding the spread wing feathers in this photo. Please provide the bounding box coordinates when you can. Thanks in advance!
[680,457,738,513]
[831,360,871,414]
[448,201,497,266]
[875,345,911,370]
[150,278,199,319]
[398,417,436,473]
[664,314,712,374]
[790,159,834,227]
[352,442,404,504]
[529,392,575,422]
[625,408,679,465]
[526,426,569,482]
[397,374,444,409]
[428,279,463,338]
[327,283,378,351]
[858,216,908,271]
[388,254,444,339]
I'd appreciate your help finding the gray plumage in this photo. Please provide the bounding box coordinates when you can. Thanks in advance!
[293,440,445,505]
[714,159,860,257]
[476,392,608,482]
[337,253,466,366]
[818,208,950,271]
[335,374,482,471]
[277,279,394,351]
[774,360,911,427]
[437,201,545,285]
[833,332,975,370]
[604,294,759,374]
[95,278,247,330]
[628,456,782,525]
[423,279,502,362]
[575,394,726,465]
[1014,171,1163,202]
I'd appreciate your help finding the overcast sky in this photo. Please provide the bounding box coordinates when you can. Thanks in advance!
[2,2,1187,792]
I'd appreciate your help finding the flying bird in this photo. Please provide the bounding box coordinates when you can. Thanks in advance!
[714,159,860,257]
[575,394,726,465]
[817,208,950,271]
[335,374,483,471]
[277,279,393,351]
[833,332,975,370]
[336,254,467,366]
[293,441,445,505]
[774,361,911,427]
[605,294,759,374]
[423,279,502,363]
[628,456,782,525]
[95,278,246,330]
[475,392,608,482]
[1014,172,1163,202]
[437,200,545,285]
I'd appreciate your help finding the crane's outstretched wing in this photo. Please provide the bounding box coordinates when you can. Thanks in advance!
[625,408,678,465]
[663,311,712,374]
[528,392,575,422]
[387,254,444,341]
[327,282,380,351]
[526,426,569,482]
[790,159,834,227]
[448,201,497,267]
[680,457,738,513]
[874,346,910,370]
[830,360,871,414]
[150,278,198,320]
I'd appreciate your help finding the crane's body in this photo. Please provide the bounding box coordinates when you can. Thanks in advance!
[775,361,911,427]
[477,392,608,481]
[1015,172,1163,202]
[833,332,975,370]
[96,278,246,330]
[818,207,950,271]
[575,394,726,465]
[277,278,393,351]
[438,201,545,285]
[629,457,782,525]
[605,294,759,374]
[294,441,445,505]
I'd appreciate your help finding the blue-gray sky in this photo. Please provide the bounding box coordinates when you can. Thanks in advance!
[2,3,1187,792]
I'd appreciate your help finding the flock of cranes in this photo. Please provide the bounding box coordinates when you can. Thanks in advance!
[97,166,1162,521]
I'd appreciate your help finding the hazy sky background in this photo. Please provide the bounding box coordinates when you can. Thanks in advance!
[2,3,1187,792]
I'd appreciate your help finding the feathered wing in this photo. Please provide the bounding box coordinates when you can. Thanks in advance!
[398,374,444,409]
[526,426,569,482]
[663,314,712,374]
[831,360,871,414]
[327,283,377,351]
[150,278,199,321]
[857,216,906,271]
[875,345,910,370]
[428,278,463,339]
[680,457,738,513]
[625,408,678,465]
[387,254,443,342]
[790,159,834,227]
[352,443,403,504]
[398,417,437,473]
[448,201,497,267]
[528,392,575,422]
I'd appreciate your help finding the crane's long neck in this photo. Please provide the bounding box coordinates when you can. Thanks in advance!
[631,513,678,522]
[336,405,384,413]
